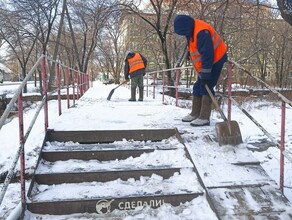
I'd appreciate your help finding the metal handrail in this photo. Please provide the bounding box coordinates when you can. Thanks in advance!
[228,59,291,193]
[0,55,44,131]
[147,65,193,75]
[0,97,46,205]
[0,55,45,205]
[0,55,89,208]
[229,59,292,107]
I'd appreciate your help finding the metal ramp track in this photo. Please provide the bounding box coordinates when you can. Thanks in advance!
[183,132,292,220]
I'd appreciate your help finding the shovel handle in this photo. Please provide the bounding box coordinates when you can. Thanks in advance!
[205,84,233,134]
[114,80,127,90]
[204,84,228,122]
[175,42,188,68]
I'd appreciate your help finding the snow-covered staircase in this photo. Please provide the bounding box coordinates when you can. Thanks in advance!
[26,129,206,216]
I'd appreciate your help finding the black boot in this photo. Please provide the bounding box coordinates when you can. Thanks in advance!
[138,86,144,101]
[128,87,136,101]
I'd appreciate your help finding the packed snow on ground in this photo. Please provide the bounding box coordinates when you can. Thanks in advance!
[0,81,291,219]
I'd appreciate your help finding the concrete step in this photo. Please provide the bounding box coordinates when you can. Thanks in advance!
[27,192,203,215]
[37,149,192,174]
[41,140,180,162]
[34,167,184,184]
[26,129,206,216]
[28,167,203,215]
[46,129,180,143]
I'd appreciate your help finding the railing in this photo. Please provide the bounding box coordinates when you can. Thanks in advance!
[1,57,290,216]
[0,54,89,217]
[146,65,193,106]
[228,59,292,193]
[145,60,291,194]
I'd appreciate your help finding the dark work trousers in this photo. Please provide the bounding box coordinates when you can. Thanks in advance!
[193,53,227,97]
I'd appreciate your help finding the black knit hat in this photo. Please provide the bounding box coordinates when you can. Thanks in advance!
[174,15,194,40]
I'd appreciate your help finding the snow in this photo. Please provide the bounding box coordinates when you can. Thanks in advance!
[0,63,12,74]
[31,168,201,202]
[0,80,292,219]
[0,81,40,96]
[36,147,193,174]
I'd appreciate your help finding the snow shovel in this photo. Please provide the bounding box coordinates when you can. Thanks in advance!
[204,84,243,146]
[107,80,127,101]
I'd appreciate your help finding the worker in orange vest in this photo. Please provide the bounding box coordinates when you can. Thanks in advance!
[124,51,148,101]
[174,15,228,126]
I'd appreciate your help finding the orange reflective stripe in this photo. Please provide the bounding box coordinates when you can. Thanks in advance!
[191,56,201,63]
[190,51,200,56]
[128,53,145,73]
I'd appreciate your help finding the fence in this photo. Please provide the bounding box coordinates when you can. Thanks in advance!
[229,59,292,193]
[145,61,292,194]
[0,54,89,217]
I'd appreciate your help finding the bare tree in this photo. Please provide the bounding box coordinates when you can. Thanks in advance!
[0,0,60,92]
[271,20,292,87]
[8,0,60,54]
[250,1,274,87]
[96,12,126,84]
[119,0,183,89]
[48,0,67,89]
[277,0,292,25]
[65,0,115,73]
[0,6,38,92]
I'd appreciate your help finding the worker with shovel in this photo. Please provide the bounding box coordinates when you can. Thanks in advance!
[124,51,148,102]
[174,15,228,126]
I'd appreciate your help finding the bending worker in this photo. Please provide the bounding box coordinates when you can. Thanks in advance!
[174,14,228,126]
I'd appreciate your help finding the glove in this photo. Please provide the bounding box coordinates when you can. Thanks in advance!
[198,72,211,81]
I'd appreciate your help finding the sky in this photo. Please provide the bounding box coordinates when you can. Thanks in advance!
[0,80,291,219]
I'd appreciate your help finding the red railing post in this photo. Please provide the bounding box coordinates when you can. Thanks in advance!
[83,74,86,92]
[79,74,83,96]
[175,69,180,107]
[84,74,86,93]
[146,73,149,97]
[18,93,26,217]
[56,63,62,116]
[153,73,156,99]
[72,70,76,106]
[41,56,48,130]
[77,72,81,99]
[162,71,165,103]
[79,74,82,96]
[81,74,85,95]
[86,74,89,91]
[83,74,87,93]
[65,67,70,109]
[280,101,286,192]
[227,61,232,121]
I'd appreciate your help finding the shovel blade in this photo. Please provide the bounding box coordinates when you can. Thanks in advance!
[107,89,115,100]
[215,120,243,146]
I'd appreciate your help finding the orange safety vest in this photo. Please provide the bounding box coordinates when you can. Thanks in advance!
[189,19,227,72]
[128,53,145,74]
